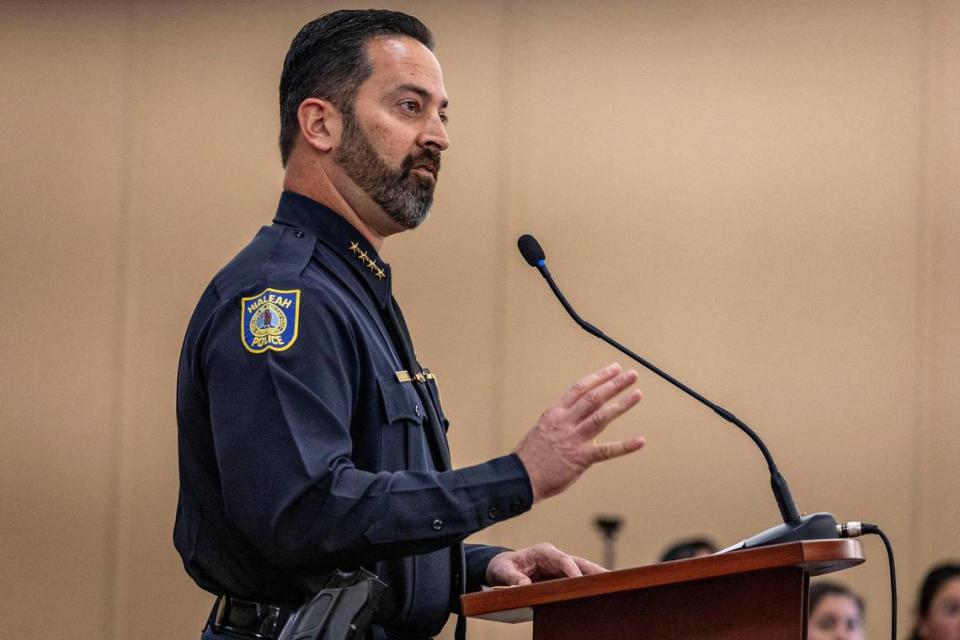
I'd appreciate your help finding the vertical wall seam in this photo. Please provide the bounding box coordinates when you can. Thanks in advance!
[102,0,138,637]
[909,0,934,617]
[492,0,516,550]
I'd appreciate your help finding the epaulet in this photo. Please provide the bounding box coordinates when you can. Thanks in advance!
[263,226,316,281]
[212,226,315,300]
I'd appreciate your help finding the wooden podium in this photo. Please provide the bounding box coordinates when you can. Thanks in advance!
[461,539,863,639]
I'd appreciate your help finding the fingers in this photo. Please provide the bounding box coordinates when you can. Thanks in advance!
[567,369,640,424]
[537,546,607,580]
[486,551,533,586]
[577,387,643,440]
[559,363,622,409]
[500,545,608,585]
[587,435,646,464]
[556,554,584,579]
[500,566,532,586]
[535,544,583,579]
[573,555,608,575]
[518,363,644,504]
[534,544,583,578]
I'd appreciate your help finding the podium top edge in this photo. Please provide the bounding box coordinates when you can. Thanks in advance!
[461,539,864,617]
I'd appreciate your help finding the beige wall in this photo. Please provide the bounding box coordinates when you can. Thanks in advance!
[1,2,957,638]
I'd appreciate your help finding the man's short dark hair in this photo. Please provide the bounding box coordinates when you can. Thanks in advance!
[278,9,435,166]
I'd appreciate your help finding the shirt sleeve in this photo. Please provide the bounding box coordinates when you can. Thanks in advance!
[202,285,533,572]
[463,543,511,592]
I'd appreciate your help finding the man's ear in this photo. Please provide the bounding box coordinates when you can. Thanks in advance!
[297,98,342,153]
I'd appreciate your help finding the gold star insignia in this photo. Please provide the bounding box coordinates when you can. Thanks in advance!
[348,242,387,281]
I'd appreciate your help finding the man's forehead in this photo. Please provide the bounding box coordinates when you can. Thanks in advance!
[363,36,448,102]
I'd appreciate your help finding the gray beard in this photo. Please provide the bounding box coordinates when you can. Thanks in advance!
[335,110,439,229]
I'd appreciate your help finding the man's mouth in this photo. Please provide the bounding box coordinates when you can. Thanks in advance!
[411,163,437,179]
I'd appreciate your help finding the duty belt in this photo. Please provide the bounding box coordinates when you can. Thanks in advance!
[208,596,400,640]
[210,595,293,639]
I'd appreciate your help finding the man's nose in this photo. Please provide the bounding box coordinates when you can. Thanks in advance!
[418,113,449,152]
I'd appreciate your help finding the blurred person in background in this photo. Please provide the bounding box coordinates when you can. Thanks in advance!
[807,581,865,640]
[909,562,960,640]
[659,537,717,562]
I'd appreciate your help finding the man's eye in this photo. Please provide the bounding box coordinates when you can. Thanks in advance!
[401,100,420,113]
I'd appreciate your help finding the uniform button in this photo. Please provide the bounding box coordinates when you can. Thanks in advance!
[432,519,444,531]
[487,506,499,520]
[294,230,305,238]
[508,500,523,514]
[415,405,421,417]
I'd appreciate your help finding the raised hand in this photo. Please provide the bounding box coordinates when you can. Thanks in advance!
[514,363,645,503]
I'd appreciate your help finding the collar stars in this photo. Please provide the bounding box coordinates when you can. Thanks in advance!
[349,241,386,280]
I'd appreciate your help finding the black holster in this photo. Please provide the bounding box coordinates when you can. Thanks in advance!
[277,568,387,640]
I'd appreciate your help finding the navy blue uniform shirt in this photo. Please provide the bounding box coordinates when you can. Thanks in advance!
[175,191,533,637]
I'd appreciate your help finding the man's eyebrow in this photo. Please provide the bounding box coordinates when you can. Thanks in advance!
[392,83,449,109]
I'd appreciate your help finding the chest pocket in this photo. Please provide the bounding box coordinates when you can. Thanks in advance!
[377,375,431,472]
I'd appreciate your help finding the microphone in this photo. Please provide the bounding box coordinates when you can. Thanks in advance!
[518,234,545,267]
[517,233,839,550]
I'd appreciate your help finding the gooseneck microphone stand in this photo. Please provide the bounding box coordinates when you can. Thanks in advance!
[517,234,839,549]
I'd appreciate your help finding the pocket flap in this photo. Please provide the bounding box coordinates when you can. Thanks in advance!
[377,375,424,425]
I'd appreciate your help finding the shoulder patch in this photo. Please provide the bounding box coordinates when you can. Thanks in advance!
[241,288,301,354]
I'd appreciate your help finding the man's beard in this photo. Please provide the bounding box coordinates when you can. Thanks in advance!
[335,109,440,230]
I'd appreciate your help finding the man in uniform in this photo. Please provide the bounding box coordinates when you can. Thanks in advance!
[176,10,646,640]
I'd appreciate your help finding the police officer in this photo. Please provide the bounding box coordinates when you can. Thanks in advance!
[176,10,646,640]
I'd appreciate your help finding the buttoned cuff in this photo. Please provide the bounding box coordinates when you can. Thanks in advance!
[457,453,533,531]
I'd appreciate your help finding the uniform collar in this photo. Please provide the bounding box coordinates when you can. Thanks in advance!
[273,190,392,308]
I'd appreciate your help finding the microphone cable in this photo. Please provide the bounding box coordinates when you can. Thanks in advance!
[837,522,897,640]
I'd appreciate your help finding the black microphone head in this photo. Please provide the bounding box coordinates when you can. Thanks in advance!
[517,234,546,267]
